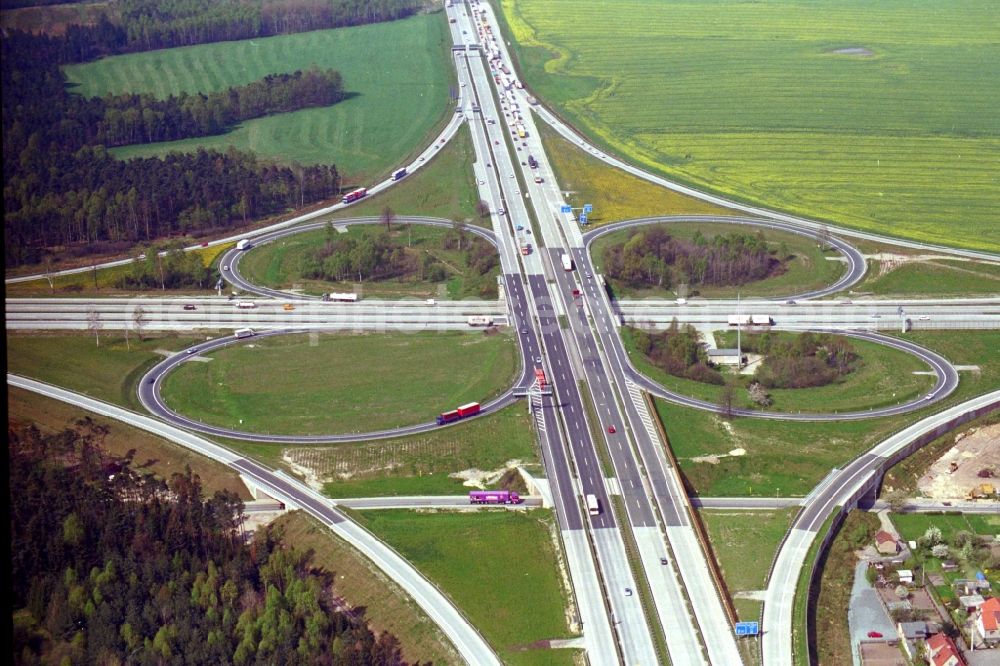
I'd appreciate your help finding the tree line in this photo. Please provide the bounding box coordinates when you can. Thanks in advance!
[304,223,498,286]
[5,0,423,65]
[98,68,344,147]
[2,33,341,266]
[631,321,724,385]
[742,331,859,389]
[10,420,424,665]
[115,241,214,290]
[603,228,783,290]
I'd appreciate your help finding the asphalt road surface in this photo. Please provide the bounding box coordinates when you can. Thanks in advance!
[9,373,502,666]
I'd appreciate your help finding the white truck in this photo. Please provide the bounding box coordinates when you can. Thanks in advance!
[235,301,257,309]
[236,239,251,251]
[234,328,255,339]
[561,254,573,271]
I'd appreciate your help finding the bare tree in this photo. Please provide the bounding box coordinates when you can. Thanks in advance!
[381,206,395,231]
[718,380,736,419]
[132,306,147,342]
[455,221,468,251]
[42,255,56,294]
[87,309,102,347]
[475,200,491,218]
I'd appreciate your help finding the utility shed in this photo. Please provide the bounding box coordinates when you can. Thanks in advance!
[708,349,743,366]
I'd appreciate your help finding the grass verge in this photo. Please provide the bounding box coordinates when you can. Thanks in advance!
[353,509,577,666]
[699,508,800,594]
[272,511,460,665]
[8,386,250,499]
[813,510,880,666]
[295,404,540,498]
[792,511,836,666]
[160,331,518,435]
[537,117,734,226]
[5,243,230,297]
[6,332,201,410]
[854,258,1000,298]
[608,496,672,665]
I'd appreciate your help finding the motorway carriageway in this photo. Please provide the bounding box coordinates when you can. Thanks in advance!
[5,298,506,332]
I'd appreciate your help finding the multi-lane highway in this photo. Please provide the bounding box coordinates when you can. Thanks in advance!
[5,297,505,331]
[7,3,1000,664]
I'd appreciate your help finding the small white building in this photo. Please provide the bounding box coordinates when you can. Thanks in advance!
[707,348,743,366]
[897,569,914,584]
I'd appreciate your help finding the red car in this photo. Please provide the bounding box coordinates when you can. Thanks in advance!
[867,631,883,639]
[607,425,616,434]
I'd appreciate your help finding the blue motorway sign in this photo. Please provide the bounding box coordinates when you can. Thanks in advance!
[583,203,593,213]
[579,213,588,225]
[735,622,759,637]
[560,205,572,213]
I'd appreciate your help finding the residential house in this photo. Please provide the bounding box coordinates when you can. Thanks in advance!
[975,596,1000,646]
[876,530,900,555]
[899,622,935,660]
[925,632,965,666]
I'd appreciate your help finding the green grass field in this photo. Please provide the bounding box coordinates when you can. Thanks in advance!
[891,512,1000,544]
[66,14,453,181]
[238,223,498,300]
[278,404,539,498]
[624,327,935,413]
[500,0,1000,251]
[327,122,483,225]
[273,511,459,665]
[654,329,1000,496]
[856,259,1000,297]
[6,332,200,410]
[537,121,734,224]
[355,510,576,666]
[160,331,518,435]
[591,222,845,300]
[700,508,799,593]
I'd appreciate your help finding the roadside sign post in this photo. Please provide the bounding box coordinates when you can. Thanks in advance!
[583,204,593,214]
[735,621,760,637]
[560,205,572,213]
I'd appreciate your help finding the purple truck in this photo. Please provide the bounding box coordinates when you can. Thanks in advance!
[469,490,522,505]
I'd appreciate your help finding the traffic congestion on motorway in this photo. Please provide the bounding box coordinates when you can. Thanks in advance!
[6,2,1000,665]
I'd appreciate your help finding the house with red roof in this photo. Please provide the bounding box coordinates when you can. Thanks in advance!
[875,529,899,555]
[925,633,965,666]
[975,596,1000,645]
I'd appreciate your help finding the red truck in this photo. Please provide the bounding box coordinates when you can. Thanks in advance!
[342,187,367,204]
[436,402,481,425]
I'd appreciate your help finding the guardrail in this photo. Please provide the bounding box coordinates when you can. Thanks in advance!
[643,391,739,628]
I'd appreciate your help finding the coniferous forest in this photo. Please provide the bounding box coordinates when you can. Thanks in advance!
[10,420,423,665]
[3,0,422,267]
